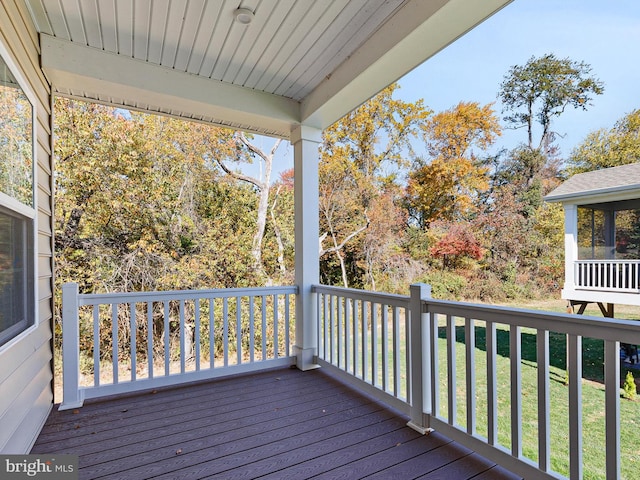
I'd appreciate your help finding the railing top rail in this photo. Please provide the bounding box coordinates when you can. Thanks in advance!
[70,284,298,306]
[425,298,640,343]
[312,284,410,308]
[575,259,640,264]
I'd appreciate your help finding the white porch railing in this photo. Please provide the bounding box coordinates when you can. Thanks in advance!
[60,283,297,410]
[314,283,640,480]
[574,259,640,292]
[312,284,419,416]
[59,281,640,479]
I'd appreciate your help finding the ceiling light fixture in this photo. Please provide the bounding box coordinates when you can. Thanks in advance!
[234,8,254,25]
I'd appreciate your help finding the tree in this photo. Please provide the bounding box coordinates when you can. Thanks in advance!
[475,54,602,296]
[318,154,369,288]
[405,102,500,228]
[360,184,407,290]
[319,83,428,288]
[54,100,253,294]
[429,221,484,270]
[213,132,283,279]
[567,109,640,174]
[265,169,295,280]
[54,99,266,364]
[0,86,32,205]
[423,101,501,160]
[498,53,604,153]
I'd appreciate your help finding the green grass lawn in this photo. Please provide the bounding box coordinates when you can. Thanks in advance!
[435,320,640,480]
[324,298,640,479]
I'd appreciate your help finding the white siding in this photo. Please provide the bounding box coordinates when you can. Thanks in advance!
[0,0,54,453]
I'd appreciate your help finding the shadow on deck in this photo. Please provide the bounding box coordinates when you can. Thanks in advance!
[32,367,521,479]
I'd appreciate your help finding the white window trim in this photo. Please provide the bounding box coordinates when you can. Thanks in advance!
[0,36,40,353]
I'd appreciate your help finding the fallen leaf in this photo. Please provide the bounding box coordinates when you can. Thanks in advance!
[74,425,80,430]
[72,409,80,414]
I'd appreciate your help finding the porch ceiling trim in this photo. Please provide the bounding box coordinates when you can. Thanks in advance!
[301,0,512,129]
[40,34,301,139]
[37,0,513,138]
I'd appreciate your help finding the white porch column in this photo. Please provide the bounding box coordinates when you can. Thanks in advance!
[564,204,578,290]
[604,209,616,259]
[292,125,322,371]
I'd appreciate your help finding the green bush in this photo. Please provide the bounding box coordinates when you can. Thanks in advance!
[463,270,507,302]
[623,371,637,400]
[418,270,467,300]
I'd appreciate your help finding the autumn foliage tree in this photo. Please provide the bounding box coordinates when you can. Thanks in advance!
[319,83,428,287]
[52,52,614,308]
[469,54,605,297]
[567,109,640,174]
[54,98,261,295]
[0,85,32,206]
[212,132,283,279]
[429,222,484,269]
[405,101,501,228]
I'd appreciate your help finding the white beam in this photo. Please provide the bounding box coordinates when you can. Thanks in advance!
[40,34,301,138]
[292,125,322,371]
[301,0,512,129]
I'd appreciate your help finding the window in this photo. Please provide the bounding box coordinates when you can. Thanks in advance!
[0,49,35,347]
[0,206,34,345]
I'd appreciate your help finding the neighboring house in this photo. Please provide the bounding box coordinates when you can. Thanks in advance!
[0,0,514,454]
[545,163,640,315]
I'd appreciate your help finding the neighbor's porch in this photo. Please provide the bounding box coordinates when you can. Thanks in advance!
[545,163,640,309]
[38,283,640,479]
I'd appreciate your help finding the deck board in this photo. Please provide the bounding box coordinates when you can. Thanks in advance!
[32,367,522,480]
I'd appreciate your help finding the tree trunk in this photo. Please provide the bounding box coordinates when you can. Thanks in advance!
[270,187,287,274]
[216,133,282,279]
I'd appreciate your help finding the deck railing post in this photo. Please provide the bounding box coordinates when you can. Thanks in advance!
[59,282,84,410]
[407,283,432,434]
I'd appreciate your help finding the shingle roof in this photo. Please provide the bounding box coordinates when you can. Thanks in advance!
[545,163,640,203]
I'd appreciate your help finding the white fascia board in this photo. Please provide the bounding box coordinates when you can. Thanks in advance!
[40,34,301,138]
[545,185,640,205]
[300,0,513,129]
[562,288,640,307]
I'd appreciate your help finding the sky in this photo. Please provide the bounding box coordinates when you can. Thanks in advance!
[398,0,640,159]
[257,0,640,180]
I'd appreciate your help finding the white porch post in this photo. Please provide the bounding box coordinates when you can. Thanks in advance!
[564,204,578,291]
[292,125,322,371]
[408,283,432,434]
[604,209,616,259]
[59,282,84,410]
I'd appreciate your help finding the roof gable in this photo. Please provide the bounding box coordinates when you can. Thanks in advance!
[545,163,640,205]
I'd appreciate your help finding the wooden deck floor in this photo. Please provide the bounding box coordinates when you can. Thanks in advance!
[32,367,521,480]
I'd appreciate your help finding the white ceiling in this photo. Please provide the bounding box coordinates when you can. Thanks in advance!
[26,0,512,139]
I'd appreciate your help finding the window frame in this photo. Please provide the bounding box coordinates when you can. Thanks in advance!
[0,37,39,352]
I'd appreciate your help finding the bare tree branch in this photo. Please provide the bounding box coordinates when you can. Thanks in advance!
[215,157,263,188]
[319,212,370,257]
